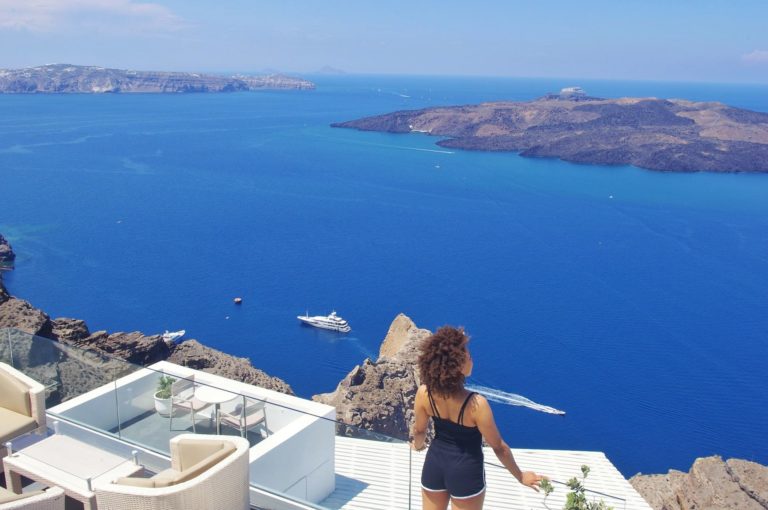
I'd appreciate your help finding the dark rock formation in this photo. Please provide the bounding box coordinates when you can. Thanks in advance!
[0,298,53,337]
[66,330,172,366]
[629,456,768,510]
[313,313,431,440]
[0,234,14,268]
[0,64,315,94]
[0,273,8,304]
[333,96,768,173]
[50,317,90,344]
[169,340,292,395]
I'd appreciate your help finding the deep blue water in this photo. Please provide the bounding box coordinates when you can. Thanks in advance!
[1,75,767,477]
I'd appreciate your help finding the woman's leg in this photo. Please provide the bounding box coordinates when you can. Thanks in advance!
[422,489,450,510]
[450,491,485,510]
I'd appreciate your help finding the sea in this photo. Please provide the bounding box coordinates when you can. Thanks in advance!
[1,75,767,477]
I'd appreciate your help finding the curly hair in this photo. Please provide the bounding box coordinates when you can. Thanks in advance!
[418,325,469,398]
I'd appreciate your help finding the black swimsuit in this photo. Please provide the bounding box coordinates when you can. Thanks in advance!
[421,391,485,499]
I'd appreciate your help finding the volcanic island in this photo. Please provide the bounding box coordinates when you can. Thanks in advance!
[332,89,768,173]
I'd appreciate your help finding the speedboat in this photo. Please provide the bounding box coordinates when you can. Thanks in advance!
[161,329,186,343]
[297,311,351,333]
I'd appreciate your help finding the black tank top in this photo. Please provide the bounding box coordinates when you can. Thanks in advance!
[428,391,483,453]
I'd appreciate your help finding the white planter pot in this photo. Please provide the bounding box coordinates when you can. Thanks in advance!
[154,392,172,417]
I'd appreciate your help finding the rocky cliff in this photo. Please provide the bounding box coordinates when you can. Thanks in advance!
[0,64,315,93]
[312,313,431,440]
[333,96,768,173]
[630,456,768,510]
[0,234,14,269]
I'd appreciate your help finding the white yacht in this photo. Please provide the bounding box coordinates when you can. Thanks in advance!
[161,329,185,343]
[297,311,351,333]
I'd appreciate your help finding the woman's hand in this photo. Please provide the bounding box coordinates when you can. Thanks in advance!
[410,440,427,452]
[521,471,544,491]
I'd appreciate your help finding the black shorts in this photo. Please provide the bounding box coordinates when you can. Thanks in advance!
[421,442,485,499]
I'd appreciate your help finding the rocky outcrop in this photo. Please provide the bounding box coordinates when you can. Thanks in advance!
[629,456,768,510]
[0,234,14,268]
[0,297,53,337]
[67,330,172,366]
[50,317,90,344]
[333,96,768,173]
[0,273,9,304]
[169,340,292,395]
[312,313,431,439]
[0,64,315,94]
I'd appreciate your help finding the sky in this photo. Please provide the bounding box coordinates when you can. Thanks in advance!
[1,0,768,83]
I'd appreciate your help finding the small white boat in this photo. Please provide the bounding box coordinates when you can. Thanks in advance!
[297,311,351,333]
[162,329,186,343]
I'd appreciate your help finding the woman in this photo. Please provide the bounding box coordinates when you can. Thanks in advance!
[411,326,544,510]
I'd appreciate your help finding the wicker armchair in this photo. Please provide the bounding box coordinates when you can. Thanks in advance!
[0,486,65,510]
[94,434,250,510]
[0,363,46,471]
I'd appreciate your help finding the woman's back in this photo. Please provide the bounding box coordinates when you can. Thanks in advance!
[427,389,478,426]
[428,389,482,452]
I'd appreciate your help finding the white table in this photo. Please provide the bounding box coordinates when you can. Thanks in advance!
[3,435,143,510]
[194,385,238,434]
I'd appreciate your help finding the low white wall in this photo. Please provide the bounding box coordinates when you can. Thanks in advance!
[248,414,336,504]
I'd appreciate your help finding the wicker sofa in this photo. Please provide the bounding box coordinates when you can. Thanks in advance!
[94,434,250,510]
[0,486,64,510]
[0,363,46,471]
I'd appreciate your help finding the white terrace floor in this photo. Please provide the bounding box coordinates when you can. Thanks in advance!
[326,437,652,510]
[57,410,653,510]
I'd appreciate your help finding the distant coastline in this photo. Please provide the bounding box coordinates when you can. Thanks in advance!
[0,64,315,94]
[333,93,768,173]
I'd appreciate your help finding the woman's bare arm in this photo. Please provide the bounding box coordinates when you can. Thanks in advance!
[473,394,544,490]
[411,385,430,451]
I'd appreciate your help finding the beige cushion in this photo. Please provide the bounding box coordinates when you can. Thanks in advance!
[149,442,236,487]
[114,477,157,488]
[0,487,44,504]
[0,406,37,443]
[176,439,229,471]
[113,440,237,490]
[172,444,235,484]
[148,468,178,487]
[0,368,31,417]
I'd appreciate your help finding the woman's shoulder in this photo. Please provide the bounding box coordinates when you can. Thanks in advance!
[467,391,490,410]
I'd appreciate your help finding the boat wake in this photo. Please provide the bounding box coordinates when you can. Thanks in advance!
[466,384,566,415]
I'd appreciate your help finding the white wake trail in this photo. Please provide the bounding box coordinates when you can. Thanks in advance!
[466,384,566,415]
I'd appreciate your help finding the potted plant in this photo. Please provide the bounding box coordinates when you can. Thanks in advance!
[154,375,176,416]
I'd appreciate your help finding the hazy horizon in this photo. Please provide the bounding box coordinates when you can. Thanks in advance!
[1,0,767,85]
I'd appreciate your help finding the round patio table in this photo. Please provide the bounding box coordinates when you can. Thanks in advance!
[194,385,238,434]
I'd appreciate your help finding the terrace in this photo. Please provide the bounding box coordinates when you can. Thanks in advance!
[0,327,652,510]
